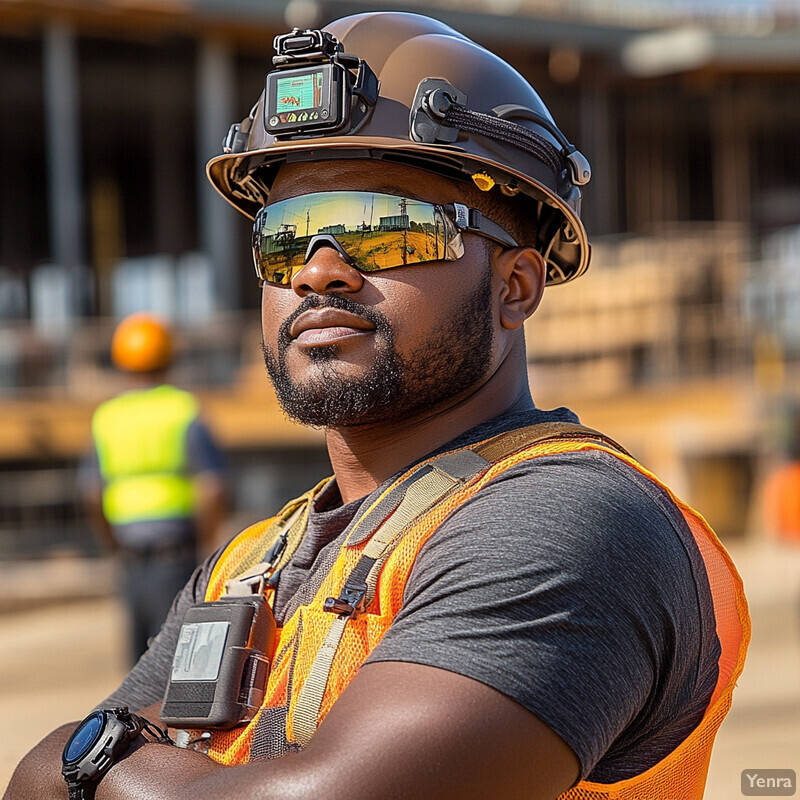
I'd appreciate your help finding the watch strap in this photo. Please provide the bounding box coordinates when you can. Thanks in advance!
[67,782,95,800]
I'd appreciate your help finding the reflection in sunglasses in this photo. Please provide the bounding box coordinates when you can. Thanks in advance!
[253,192,451,283]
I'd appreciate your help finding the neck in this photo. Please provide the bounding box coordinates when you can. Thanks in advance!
[126,371,167,389]
[325,343,534,504]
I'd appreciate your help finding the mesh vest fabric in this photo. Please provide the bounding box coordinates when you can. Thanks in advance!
[202,436,750,798]
[92,385,199,525]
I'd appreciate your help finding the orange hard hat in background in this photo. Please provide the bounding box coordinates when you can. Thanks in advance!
[111,313,173,372]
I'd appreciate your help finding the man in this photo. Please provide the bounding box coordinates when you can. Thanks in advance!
[82,312,227,663]
[6,12,748,800]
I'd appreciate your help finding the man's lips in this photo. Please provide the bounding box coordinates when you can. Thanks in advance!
[289,308,376,345]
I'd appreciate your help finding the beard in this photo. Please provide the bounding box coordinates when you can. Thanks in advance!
[261,269,494,428]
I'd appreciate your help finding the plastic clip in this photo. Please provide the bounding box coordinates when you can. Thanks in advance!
[323,580,368,618]
[565,146,592,186]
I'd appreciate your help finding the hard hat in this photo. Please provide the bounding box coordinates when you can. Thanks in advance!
[111,313,173,373]
[207,12,592,285]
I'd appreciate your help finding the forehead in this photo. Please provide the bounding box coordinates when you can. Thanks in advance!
[268,159,472,205]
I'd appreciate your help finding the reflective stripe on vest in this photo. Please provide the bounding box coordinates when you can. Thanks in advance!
[92,385,199,525]
[202,426,750,798]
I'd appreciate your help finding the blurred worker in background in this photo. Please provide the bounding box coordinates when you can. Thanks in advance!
[763,412,800,547]
[7,12,749,800]
[81,312,227,664]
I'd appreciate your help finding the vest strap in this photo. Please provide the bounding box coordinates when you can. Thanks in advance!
[292,613,350,746]
[224,504,307,597]
[292,421,626,747]
[223,477,331,600]
[473,421,631,462]
[295,454,484,745]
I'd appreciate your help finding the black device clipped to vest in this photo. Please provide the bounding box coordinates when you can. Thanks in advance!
[160,594,276,729]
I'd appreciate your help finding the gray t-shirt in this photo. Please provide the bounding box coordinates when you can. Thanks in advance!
[102,407,719,782]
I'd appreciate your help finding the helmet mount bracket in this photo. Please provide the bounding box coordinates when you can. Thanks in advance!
[410,79,467,145]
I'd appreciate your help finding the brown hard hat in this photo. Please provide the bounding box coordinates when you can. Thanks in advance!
[207,11,592,285]
[111,313,173,373]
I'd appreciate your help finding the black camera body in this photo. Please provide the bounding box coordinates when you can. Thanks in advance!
[264,28,378,139]
[160,595,276,730]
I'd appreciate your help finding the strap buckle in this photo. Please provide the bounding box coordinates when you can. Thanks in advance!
[323,579,368,618]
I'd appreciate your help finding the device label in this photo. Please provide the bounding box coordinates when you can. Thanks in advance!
[171,621,230,682]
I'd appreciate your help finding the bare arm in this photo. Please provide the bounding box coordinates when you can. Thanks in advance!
[2,704,169,800]
[4,722,75,800]
[96,661,579,800]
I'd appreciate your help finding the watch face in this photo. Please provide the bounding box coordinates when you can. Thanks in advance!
[64,711,104,764]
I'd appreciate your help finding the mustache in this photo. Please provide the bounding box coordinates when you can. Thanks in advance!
[277,294,391,343]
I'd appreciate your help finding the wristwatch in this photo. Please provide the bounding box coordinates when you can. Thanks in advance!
[61,706,170,800]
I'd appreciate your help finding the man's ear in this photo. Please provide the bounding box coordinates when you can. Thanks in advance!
[495,246,546,331]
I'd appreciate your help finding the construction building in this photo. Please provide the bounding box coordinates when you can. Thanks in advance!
[1,0,799,554]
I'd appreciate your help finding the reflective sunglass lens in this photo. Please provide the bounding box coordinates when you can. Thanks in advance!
[252,192,451,283]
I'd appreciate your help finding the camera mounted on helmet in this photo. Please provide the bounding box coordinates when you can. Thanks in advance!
[263,28,379,139]
[210,12,595,286]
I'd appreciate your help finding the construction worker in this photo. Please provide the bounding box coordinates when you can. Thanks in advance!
[81,312,227,664]
[6,13,748,800]
[763,412,800,545]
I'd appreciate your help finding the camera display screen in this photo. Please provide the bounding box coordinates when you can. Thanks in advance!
[275,71,323,114]
[266,63,339,132]
[171,620,230,682]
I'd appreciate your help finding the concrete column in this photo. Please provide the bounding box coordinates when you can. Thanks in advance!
[151,66,189,257]
[43,20,85,268]
[197,38,238,311]
[712,86,751,224]
[579,65,617,236]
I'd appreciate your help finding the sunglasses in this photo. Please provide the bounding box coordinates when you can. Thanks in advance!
[251,191,519,285]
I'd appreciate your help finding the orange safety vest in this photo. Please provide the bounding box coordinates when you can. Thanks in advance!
[202,423,750,798]
[763,461,800,545]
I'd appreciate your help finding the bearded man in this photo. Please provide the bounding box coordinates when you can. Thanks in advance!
[6,12,748,800]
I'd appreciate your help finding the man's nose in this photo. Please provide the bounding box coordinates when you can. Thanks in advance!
[290,245,365,295]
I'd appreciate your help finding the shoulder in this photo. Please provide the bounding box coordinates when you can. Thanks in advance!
[158,384,201,414]
[423,446,699,586]
[91,392,127,434]
[402,444,717,706]
[376,446,719,779]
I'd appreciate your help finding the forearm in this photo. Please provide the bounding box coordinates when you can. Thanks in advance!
[7,661,579,800]
[4,723,74,800]
[97,741,225,800]
[97,740,332,800]
[90,722,325,800]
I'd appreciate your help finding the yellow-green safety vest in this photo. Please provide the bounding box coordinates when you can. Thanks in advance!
[92,385,200,525]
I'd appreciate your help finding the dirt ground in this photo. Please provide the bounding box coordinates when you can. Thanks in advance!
[1,539,799,797]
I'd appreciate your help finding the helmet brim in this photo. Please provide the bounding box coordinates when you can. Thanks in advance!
[207,137,589,286]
